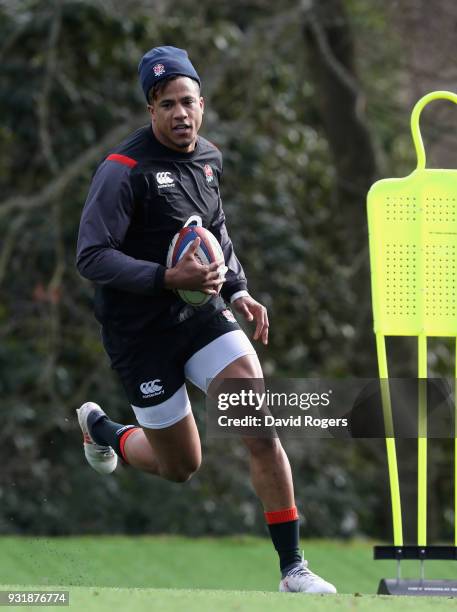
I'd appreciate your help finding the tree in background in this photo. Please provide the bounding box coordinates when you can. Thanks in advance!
[0,0,456,541]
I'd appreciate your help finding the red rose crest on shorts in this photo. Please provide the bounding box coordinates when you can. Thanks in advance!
[204,164,214,183]
[222,309,236,323]
[153,63,165,77]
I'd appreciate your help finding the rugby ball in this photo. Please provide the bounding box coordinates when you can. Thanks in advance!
[166,226,226,306]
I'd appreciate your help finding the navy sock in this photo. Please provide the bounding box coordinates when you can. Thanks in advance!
[87,412,137,457]
[265,507,302,574]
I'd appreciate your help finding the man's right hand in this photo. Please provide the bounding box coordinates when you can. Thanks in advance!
[164,238,223,294]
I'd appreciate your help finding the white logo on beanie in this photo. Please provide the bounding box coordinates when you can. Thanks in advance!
[153,63,165,76]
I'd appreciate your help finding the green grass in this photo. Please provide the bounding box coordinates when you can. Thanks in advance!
[1,537,457,610]
[2,586,457,611]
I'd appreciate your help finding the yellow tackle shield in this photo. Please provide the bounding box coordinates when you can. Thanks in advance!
[367,91,457,547]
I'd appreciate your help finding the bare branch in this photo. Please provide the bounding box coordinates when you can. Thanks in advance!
[0,213,27,286]
[36,0,62,174]
[0,118,144,219]
[303,4,360,100]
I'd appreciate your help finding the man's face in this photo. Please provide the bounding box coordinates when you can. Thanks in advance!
[148,77,204,153]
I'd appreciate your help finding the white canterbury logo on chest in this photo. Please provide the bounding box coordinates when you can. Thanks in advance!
[156,172,175,187]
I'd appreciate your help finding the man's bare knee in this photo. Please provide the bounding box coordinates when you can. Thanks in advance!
[159,457,202,483]
[160,467,196,483]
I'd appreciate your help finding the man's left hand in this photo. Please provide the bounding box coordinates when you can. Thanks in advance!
[232,295,269,345]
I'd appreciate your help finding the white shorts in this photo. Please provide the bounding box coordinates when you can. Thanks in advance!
[131,330,257,429]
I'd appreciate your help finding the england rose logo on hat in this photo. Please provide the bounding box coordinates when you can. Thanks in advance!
[204,164,214,183]
[153,63,165,77]
[139,46,201,102]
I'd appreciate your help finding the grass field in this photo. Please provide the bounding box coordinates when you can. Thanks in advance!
[1,536,457,610]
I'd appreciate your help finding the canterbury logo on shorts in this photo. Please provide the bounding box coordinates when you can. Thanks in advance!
[156,172,174,187]
[140,379,165,398]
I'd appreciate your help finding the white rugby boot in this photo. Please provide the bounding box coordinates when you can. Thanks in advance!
[76,402,118,474]
[279,557,337,594]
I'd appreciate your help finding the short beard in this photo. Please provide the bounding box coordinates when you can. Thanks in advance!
[174,138,195,149]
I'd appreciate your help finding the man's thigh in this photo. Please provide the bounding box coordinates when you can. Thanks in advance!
[142,412,202,477]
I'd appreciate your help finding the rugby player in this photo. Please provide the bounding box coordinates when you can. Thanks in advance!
[76,45,336,595]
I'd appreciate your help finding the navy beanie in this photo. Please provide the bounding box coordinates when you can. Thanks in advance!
[138,46,201,101]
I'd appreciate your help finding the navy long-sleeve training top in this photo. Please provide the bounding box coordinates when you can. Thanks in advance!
[77,125,247,334]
